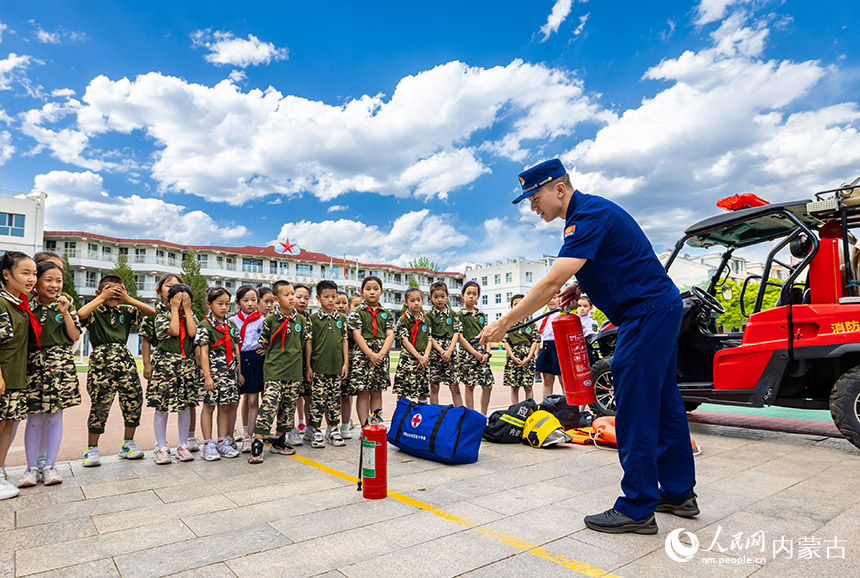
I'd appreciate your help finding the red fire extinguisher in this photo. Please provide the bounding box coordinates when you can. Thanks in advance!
[357,409,387,500]
[553,312,597,406]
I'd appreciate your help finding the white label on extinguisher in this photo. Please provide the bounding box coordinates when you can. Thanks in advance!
[362,438,375,478]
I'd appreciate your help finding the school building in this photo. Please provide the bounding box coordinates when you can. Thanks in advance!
[463,256,558,321]
[42,231,465,308]
[0,190,46,256]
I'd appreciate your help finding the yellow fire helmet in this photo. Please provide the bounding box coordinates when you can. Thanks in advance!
[523,410,572,448]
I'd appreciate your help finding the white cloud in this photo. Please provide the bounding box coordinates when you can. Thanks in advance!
[33,170,248,244]
[22,59,607,205]
[51,88,76,98]
[572,14,589,38]
[29,21,86,44]
[228,70,246,83]
[0,53,32,91]
[275,210,469,267]
[190,29,288,68]
[695,0,754,26]
[540,0,573,41]
[0,131,14,165]
[326,204,348,213]
[0,20,8,43]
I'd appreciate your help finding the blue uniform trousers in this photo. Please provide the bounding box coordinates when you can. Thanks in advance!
[611,298,695,520]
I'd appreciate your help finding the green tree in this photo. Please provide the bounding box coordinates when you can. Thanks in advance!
[408,257,440,271]
[62,253,81,309]
[181,249,209,320]
[109,253,138,300]
[408,275,420,288]
[716,278,783,331]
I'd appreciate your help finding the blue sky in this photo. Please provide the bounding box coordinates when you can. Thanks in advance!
[1,0,859,270]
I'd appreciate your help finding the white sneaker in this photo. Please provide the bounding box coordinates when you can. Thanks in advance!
[340,424,353,439]
[42,467,63,486]
[0,478,19,500]
[233,429,244,443]
[18,468,40,488]
[326,428,346,447]
[154,445,172,465]
[217,438,240,458]
[202,440,221,461]
[119,440,144,459]
[302,426,315,442]
[185,437,201,452]
[176,443,195,462]
[82,447,101,467]
[311,430,325,449]
[241,436,253,453]
[287,430,303,446]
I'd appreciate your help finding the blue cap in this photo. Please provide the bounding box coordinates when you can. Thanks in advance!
[513,158,567,204]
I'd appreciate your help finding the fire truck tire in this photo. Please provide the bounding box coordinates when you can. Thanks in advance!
[589,357,616,417]
[830,368,860,451]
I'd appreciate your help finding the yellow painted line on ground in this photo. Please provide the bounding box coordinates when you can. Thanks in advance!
[291,453,622,578]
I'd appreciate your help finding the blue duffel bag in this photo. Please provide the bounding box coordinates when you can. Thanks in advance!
[387,399,486,464]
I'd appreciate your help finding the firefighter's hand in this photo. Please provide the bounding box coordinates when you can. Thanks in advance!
[479,319,510,345]
[558,283,582,307]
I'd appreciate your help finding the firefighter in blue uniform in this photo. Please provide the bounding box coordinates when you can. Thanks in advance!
[480,158,697,534]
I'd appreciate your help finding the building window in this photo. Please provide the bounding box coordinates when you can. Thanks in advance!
[45,240,57,250]
[494,274,501,285]
[134,274,146,292]
[525,272,533,282]
[216,255,224,268]
[85,271,98,288]
[495,293,502,304]
[269,260,278,274]
[242,258,263,273]
[506,292,512,302]
[394,273,402,283]
[156,250,166,265]
[320,265,326,278]
[119,247,128,256]
[297,264,313,276]
[481,295,488,306]
[481,276,487,287]
[495,313,502,320]
[102,246,112,260]
[64,241,77,257]
[87,243,98,259]
[196,254,208,267]
[225,256,235,271]
[279,262,290,275]
[0,213,25,238]
[505,272,512,283]
[134,248,146,264]
[168,252,177,266]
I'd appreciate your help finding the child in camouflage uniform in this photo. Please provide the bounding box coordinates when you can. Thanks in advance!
[20,261,81,487]
[0,252,38,500]
[289,284,312,446]
[249,281,309,463]
[427,281,462,406]
[335,290,356,440]
[78,274,155,467]
[148,283,198,464]
[457,281,494,415]
[198,287,243,461]
[347,276,394,426]
[393,287,431,403]
[503,294,540,404]
[305,280,348,448]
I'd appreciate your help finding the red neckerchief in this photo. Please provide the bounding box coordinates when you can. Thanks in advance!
[178,314,187,358]
[270,312,293,351]
[409,311,425,346]
[539,310,551,333]
[210,317,234,365]
[364,306,382,339]
[236,310,261,343]
[4,292,41,348]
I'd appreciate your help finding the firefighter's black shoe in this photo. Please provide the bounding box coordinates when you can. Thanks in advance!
[584,509,658,534]
[656,491,699,518]
[248,439,264,464]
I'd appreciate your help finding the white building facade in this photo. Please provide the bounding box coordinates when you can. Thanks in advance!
[0,191,45,256]
[464,256,557,321]
[44,231,464,309]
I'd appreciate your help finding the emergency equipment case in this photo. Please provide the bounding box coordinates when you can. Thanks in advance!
[388,398,485,464]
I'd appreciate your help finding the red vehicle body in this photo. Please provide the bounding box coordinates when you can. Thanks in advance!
[589,183,860,451]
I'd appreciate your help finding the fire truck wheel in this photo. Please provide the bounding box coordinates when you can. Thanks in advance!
[830,368,860,451]
[589,357,616,417]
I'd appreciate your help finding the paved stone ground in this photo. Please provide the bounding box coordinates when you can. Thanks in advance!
[1,419,858,577]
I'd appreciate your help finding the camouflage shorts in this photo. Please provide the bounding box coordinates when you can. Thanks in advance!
[428,338,458,386]
[504,343,536,389]
[26,346,81,414]
[86,343,142,434]
[254,380,300,436]
[146,351,199,412]
[341,373,358,397]
[0,389,28,422]
[309,373,342,428]
[457,345,494,388]
[348,340,390,392]
[393,353,429,399]
[201,350,240,405]
[298,379,312,397]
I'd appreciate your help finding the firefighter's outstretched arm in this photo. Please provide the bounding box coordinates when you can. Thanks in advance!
[479,256,586,344]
